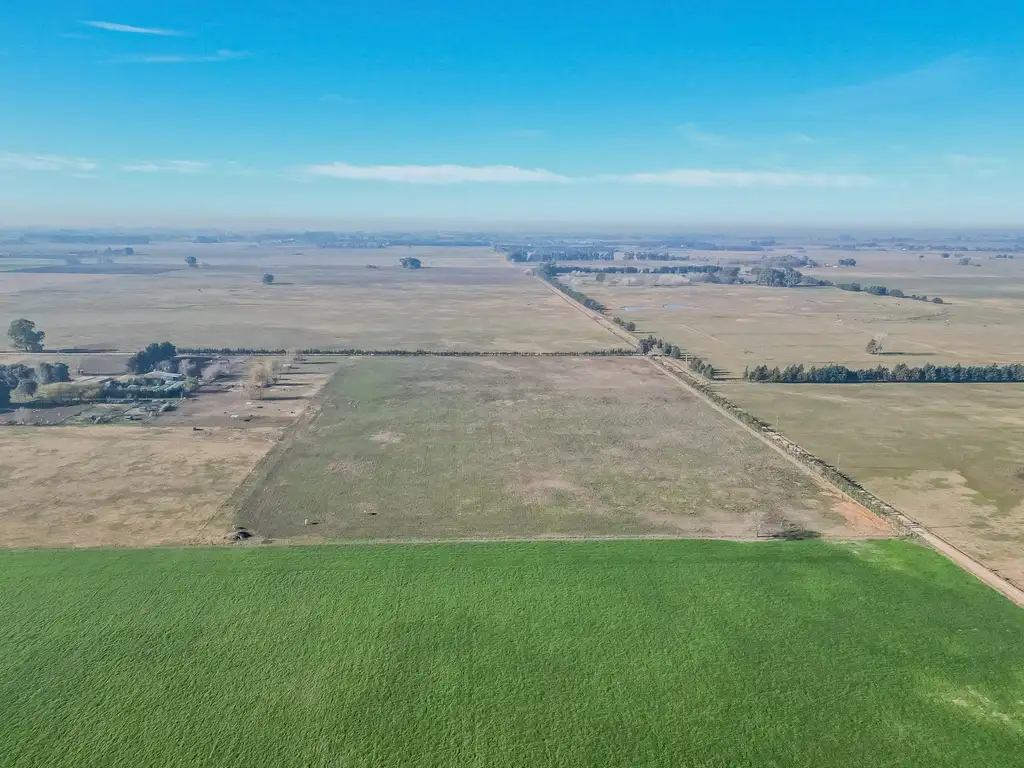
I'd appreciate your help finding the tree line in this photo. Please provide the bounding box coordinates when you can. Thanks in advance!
[744,362,1024,383]
[835,283,944,303]
[549,264,723,276]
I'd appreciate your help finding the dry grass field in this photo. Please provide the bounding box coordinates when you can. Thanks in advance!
[0,245,613,352]
[234,356,888,542]
[720,382,1024,587]
[0,358,335,546]
[0,425,277,547]
[577,252,1024,375]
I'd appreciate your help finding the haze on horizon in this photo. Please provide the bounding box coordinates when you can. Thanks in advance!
[2,1,1024,228]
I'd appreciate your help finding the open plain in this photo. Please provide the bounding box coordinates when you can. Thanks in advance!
[233,356,884,541]
[721,381,1024,587]
[0,245,615,352]
[2,238,1023,768]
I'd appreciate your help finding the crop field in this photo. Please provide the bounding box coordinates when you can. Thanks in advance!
[720,381,1024,587]
[0,245,612,352]
[3,540,1023,768]
[0,425,278,547]
[234,356,886,541]
[576,250,1024,375]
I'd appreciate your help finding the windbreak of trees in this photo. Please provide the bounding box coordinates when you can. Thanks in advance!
[745,362,1024,383]
[533,266,607,312]
[688,356,716,378]
[835,283,944,303]
[623,251,689,261]
[501,247,614,262]
[612,317,637,332]
[838,258,857,266]
[550,264,723,276]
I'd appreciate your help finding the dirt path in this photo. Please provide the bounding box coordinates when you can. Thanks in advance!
[537,270,1024,607]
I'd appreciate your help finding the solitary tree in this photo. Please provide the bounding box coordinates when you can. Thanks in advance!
[262,273,275,284]
[185,255,198,267]
[866,334,886,355]
[7,319,45,352]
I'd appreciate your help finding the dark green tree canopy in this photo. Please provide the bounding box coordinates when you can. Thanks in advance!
[7,319,45,352]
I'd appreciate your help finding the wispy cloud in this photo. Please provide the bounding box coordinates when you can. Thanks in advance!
[305,162,571,184]
[607,169,874,188]
[115,49,248,64]
[81,20,183,36]
[0,152,97,173]
[304,161,872,187]
[121,160,209,173]
[804,54,983,110]
[789,133,815,144]
[679,123,730,147]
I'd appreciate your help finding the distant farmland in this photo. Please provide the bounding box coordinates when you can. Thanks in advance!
[2,540,1023,768]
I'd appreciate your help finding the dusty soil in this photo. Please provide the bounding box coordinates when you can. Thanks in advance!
[0,426,278,547]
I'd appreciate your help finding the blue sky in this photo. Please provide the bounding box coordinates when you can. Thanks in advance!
[2,1,1024,229]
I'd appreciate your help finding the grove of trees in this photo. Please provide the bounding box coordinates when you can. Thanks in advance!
[126,342,177,374]
[399,257,422,269]
[262,273,275,284]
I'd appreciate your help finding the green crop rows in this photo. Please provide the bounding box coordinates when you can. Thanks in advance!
[2,540,1022,767]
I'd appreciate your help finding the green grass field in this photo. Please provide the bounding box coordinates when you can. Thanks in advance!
[3,540,1023,768]
[234,357,863,541]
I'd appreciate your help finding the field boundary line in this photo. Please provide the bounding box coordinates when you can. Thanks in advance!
[196,382,334,539]
[532,269,1024,607]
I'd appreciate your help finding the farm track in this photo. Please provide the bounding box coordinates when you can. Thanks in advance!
[534,268,1024,607]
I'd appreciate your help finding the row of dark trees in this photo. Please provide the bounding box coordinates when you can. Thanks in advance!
[622,251,689,261]
[688,356,716,378]
[611,317,637,332]
[502,247,615,262]
[534,266,608,312]
[550,264,723,276]
[745,362,1024,383]
[835,282,944,303]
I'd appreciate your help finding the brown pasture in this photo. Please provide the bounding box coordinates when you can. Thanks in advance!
[0,245,614,352]
[720,381,1024,588]
[577,250,1024,375]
